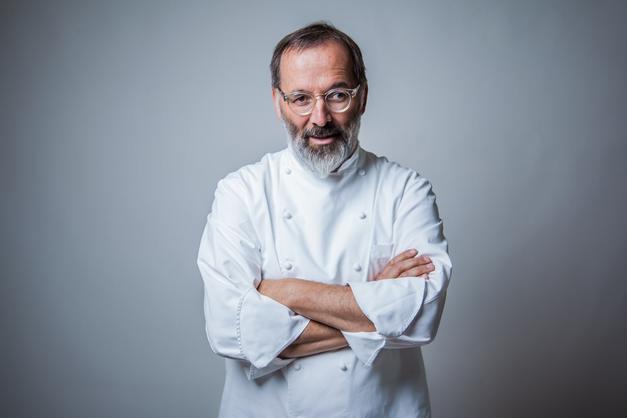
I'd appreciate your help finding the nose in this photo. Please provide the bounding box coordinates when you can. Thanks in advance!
[309,95,331,126]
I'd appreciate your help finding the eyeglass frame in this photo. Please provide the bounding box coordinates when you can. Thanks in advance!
[276,84,361,116]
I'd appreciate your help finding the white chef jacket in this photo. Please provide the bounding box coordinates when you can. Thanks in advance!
[197,143,452,418]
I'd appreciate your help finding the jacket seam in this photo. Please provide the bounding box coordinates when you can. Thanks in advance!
[235,287,251,360]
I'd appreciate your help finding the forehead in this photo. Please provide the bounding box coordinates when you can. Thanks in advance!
[279,41,354,91]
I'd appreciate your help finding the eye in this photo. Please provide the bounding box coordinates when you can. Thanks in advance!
[326,90,349,102]
[290,94,312,106]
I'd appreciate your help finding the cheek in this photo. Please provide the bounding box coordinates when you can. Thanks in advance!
[295,119,308,131]
[338,114,353,126]
[333,113,356,130]
[294,121,310,136]
[283,112,307,134]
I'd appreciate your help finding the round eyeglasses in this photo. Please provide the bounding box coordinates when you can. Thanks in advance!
[277,84,360,116]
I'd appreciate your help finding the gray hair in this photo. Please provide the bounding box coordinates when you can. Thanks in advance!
[270,21,367,90]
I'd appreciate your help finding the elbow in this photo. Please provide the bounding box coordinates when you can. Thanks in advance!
[394,291,447,347]
[204,320,245,362]
[418,293,447,345]
[421,324,439,345]
[205,320,276,370]
[389,319,441,349]
[412,320,440,346]
[206,336,235,360]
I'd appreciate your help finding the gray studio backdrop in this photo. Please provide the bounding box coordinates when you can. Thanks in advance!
[2,1,626,417]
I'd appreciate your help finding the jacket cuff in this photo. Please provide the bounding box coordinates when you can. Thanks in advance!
[347,277,427,337]
[341,330,386,366]
[238,287,311,369]
[247,356,296,380]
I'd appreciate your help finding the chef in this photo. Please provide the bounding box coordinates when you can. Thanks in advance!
[197,21,452,418]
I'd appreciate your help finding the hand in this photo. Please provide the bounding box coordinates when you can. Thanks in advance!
[374,249,435,281]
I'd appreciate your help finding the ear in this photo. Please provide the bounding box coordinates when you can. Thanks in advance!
[272,88,282,119]
[359,83,368,115]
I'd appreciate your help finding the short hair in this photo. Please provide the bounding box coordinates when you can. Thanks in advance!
[270,21,367,90]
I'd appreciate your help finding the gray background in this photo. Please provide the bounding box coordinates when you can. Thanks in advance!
[2,1,626,417]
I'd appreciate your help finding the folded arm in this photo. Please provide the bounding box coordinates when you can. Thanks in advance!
[278,320,348,359]
[197,175,311,380]
[267,251,436,358]
[340,172,452,365]
[272,172,452,366]
[258,278,376,332]
[199,169,450,372]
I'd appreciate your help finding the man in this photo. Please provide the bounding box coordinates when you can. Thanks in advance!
[197,22,452,418]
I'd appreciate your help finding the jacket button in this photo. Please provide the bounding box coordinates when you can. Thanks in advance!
[340,363,348,371]
[293,363,301,371]
[285,167,292,175]
[353,263,362,272]
[358,169,366,176]
[359,212,367,220]
[284,262,293,271]
[283,210,292,220]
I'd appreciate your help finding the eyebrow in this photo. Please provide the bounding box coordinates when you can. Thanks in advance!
[290,81,352,94]
[327,81,351,89]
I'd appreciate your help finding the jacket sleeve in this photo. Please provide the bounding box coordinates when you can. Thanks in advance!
[341,172,452,366]
[197,175,311,380]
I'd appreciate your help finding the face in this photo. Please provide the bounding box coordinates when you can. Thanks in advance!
[272,41,368,177]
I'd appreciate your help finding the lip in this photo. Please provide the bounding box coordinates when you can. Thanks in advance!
[309,134,336,145]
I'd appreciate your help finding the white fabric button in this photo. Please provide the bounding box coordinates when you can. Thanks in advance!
[358,168,366,176]
[359,212,367,220]
[353,263,362,272]
[340,363,348,371]
[284,262,293,271]
[293,363,301,371]
[285,167,292,175]
[283,210,292,220]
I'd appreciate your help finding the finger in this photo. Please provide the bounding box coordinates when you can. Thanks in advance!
[413,255,432,265]
[398,263,435,278]
[383,255,431,278]
[405,263,435,277]
[388,248,418,265]
[394,256,432,273]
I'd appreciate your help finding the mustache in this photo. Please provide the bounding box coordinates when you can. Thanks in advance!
[303,124,344,140]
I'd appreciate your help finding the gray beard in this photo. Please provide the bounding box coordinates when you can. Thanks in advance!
[282,117,361,178]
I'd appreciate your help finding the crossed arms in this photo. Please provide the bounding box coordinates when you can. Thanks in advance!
[197,171,451,379]
[258,250,436,359]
